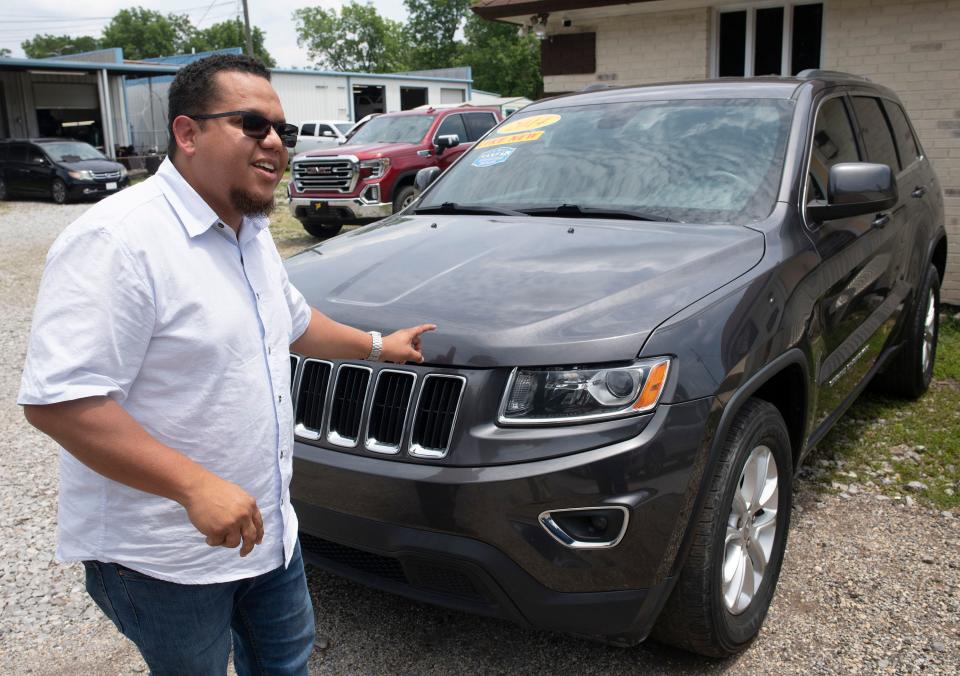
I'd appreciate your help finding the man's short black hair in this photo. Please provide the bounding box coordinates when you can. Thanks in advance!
[167,53,271,157]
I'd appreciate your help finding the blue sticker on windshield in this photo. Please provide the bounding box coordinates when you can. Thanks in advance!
[472,146,516,168]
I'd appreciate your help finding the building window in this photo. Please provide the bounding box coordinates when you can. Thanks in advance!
[715,3,822,77]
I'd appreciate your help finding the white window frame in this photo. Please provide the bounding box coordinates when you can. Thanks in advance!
[710,1,826,78]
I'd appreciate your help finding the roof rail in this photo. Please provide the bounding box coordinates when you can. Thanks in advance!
[796,69,871,82]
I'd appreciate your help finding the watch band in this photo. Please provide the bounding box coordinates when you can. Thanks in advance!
[367,330,383,361]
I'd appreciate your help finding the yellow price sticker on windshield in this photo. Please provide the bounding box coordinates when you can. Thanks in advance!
[497,114,561,135]
[477,131,544,148]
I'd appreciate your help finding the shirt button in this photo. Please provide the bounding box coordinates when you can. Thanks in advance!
[278,394,283,403]
[268,346,272,355]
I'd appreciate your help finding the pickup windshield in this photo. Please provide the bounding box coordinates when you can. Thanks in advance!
[418,99,794,224]
[347,115,436,145]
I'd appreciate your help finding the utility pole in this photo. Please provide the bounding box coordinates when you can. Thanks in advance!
[241,0,254,58]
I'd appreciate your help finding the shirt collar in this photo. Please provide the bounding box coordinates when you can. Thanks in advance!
[155,158,270,242]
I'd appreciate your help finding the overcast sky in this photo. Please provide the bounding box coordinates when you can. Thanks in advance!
[0,1,409,69]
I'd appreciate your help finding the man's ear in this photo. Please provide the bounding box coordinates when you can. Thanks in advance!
[171,115,201,157]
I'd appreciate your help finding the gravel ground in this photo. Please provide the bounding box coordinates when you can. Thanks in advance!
[1,199,958,674]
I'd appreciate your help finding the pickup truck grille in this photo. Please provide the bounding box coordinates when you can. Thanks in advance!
[292,361,464,459]
[293,158,355,192]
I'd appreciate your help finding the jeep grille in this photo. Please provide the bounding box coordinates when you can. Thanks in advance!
[291,361,464,459]
[293,158,354,192]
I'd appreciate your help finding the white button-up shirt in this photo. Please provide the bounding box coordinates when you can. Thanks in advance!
[18,159,312,584]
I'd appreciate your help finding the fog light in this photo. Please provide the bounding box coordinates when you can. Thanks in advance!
[538,506,629,549]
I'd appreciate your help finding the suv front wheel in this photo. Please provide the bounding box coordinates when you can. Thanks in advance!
[51,178,69,204]
[653,398,792,657]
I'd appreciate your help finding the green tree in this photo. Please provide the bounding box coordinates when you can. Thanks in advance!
[21,34,101,59]
[403,0,470,70]
[183,20,276,67]
[0,48,12,58]
[293,1,407,73]
[100,7,185,60]
[459,14,541,100]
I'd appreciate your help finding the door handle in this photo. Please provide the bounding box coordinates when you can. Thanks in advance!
[872,213,890,229]
[911,186,927,198]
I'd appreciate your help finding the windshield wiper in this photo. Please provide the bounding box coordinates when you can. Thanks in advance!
[520,204,678,223]
[415,202,527,217]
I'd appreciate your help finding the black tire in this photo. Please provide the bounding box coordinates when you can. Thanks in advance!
[392,184,416,213]
[652,398,792,657]
[0,176,8,200]
[300,220,343,239]
[51,178,69,204]
[873,264,940,399]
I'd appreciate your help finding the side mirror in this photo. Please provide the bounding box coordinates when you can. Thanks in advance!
[321,130,336,138]
[414,167,442,194]
[434,134,460,155]
[33,156,48,165]
[806,162,898,223]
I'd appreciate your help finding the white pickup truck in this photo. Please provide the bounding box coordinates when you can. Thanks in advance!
[293,120,354,156]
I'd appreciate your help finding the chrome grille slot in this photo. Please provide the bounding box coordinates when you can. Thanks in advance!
[327,365,371,447]
[92,170,121,180]
[294,359,332,440]
[366,370,416,454]
[410,375,465,459]
[293,158,355,192]
[289,354,300,389]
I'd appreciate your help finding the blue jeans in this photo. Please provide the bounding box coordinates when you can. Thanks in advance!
[83,541,315,675]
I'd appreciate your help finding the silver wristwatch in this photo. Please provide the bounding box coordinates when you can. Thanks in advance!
[367,330,383,361]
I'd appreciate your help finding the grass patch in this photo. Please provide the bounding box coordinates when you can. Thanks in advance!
[808,312,960,510]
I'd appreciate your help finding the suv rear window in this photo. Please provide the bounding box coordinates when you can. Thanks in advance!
[852,96,899,172]
[883,101,922,167]
[419,99,794,225]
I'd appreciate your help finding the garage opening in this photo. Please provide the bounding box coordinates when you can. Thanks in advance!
[400,87,428,110]
[353,85,385,120]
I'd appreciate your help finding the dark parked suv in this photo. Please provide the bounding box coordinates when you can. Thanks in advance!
[285,72,947,657]
[0,138,129,204]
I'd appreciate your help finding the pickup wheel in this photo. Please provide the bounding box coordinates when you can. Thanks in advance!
[652,398,792,657]
[301,220,343,239]
[392,184,416,213]
[873,263,940,399]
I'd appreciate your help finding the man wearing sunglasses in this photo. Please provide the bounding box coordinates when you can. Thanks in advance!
[19,53,434,675]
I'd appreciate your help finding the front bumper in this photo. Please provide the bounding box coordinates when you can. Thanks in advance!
[288,195,392,224]
[67,178,129,198]
[291,396,716,642]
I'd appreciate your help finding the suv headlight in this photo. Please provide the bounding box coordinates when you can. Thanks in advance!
[359,158,390,179]
[119,165,128,179]
[68,169,95,181]
[499,358,671,425]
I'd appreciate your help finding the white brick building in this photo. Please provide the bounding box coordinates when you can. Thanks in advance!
[473,0,960,302]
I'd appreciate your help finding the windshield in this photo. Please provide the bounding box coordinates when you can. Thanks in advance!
[347,114,435,145]
[418,99,794,224]
[40,142,106,163]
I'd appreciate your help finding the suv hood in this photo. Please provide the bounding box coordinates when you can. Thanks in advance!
[299,142,415,159]
[57,158,123,172]
[285,215,765,367]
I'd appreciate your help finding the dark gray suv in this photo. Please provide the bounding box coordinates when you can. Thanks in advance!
[285,72,947,657]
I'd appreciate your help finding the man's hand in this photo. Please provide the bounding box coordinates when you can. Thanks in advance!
[382,324,437,363]
[180,473,264,557]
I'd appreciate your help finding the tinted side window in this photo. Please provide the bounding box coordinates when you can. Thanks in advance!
[6,144,26,163]
[0,145,8,162]
[435,114,467,142]
[883,101,921,166]
[807,97,860,203]
[300,123,315,136]
[316,124,335,136]
[852,96,899,171]
[462,113,497,142]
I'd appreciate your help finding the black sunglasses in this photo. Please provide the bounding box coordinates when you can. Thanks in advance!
[187,111,298,148]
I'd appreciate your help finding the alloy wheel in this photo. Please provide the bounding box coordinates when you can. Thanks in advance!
[921,288,936,374]
[723,444,779,615]
[52,180,67,204]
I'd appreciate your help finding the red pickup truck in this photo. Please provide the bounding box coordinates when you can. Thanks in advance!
[287,107,502,237]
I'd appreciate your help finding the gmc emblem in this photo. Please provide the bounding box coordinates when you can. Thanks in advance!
[305,166,334,175]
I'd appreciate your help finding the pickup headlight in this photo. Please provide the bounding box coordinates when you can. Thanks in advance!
[359,158,390,179]
[68,170,95,181]
[499,358,671,425]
